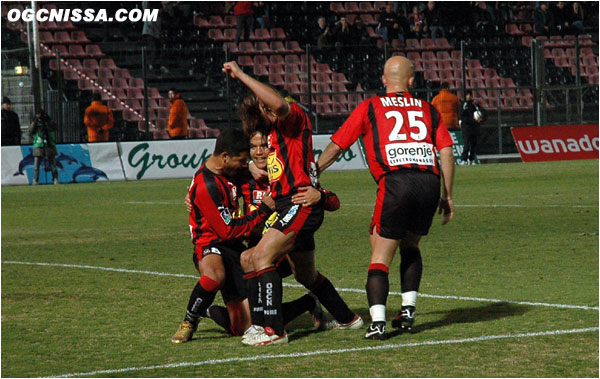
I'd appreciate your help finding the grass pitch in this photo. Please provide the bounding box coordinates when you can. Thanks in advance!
[1,160,598,377]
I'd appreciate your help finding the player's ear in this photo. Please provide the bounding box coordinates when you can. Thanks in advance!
[408,76,415,88]
[381,74,387,86]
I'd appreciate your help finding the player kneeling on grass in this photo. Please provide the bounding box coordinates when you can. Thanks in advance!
[317,56,455,340]
[172,129,275,343]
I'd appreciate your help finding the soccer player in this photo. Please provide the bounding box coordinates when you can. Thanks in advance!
[223,60,363,346]
[184,130,328,338]
[317,56,455,340]
[171,128,275,343]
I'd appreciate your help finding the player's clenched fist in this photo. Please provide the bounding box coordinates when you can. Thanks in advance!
[222,61,243,79]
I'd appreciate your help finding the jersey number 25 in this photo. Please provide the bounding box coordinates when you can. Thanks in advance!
[386,110,427,142]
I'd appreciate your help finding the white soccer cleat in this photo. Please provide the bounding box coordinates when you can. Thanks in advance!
[325,315,364,330]
[241,326,288,346]
[241,324,264,343]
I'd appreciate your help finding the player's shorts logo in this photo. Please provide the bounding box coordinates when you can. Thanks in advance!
[267,152,284,182]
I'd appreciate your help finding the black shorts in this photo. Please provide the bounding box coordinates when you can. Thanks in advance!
[371,170,441,240]
[192,242,246,303]
[271,195,324,252]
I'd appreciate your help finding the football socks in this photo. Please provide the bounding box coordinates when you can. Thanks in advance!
[310,272,355,324]
[282,293,315,325]
[244,271,264,326]
[400,247,422,293]
[184,277,219,325]
[257,267,285,336]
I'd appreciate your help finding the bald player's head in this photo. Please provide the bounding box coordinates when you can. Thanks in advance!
[382,56,415,92]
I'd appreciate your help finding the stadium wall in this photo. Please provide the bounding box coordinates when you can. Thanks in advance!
[1,135,366,186]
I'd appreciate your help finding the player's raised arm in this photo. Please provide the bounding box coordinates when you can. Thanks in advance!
[223,61,290,119]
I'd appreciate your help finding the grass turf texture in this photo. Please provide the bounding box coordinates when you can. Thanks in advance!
[2,160,598,377]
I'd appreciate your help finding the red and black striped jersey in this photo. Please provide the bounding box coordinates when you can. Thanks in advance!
[267,102,316,200]
[240,177,269,215]
[332,91,453,182]
[189,165,270,254]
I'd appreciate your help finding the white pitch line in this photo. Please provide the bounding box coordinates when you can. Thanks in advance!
[47,327,599,378]
[343,203,596,208]
[3,261,598,311]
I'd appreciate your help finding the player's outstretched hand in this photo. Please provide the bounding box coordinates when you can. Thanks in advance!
[184,187,192,213]
[291,186,322,207]
[222,61,243,79]
[438,198,454,225]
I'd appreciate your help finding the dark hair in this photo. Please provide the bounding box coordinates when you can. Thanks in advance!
[465,90,473,97]
[213,128,249,156]
[441,82,450,90]
[237,92,270,138]
[92,93,102,101]
[2,96,11,104]
[168,88,177,93]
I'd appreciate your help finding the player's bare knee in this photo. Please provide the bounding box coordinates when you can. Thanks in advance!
[240,249,254,272]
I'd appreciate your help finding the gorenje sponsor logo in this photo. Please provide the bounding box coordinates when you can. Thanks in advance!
[386,142,435,166]
[7,8,159,23]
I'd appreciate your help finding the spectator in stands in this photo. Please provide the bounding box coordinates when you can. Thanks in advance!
[377,4,399,42]
[472,2,494,34]
[569,2,585,34]
[142,1,168,76]
[352,18,371,47]
[432,82,461,131]
[534,2,555,36]
[423,1,445,41]
[29,110,58,185]
[1,96,20,146]
[460,90,487,165]
[84,93,114,143]
[233,1,254,44]
[311,16,332,51]
[254,1,269,30]
[333,16,354,49]
[168,88,189,139]
[552,2,571,35]
[408,5,426,39]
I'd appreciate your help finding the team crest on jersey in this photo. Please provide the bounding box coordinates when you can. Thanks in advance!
[252,189,267,204]
[267,151,284,182]
[218,206,232,224]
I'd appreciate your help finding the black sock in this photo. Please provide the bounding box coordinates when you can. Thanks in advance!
[310,272,355,324]
[282,294,315,325]
[257,267,285,335]
[244,271,264,326]
[275,257,293,278]
[184,279,218,325]
[400,247,422,292]
[366,264,389,307]
[206,305,231,334]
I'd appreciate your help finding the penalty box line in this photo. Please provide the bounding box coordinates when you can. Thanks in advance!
[3,260,598,312]
[48,327,599,378]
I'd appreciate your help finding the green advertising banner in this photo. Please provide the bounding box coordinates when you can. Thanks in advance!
[449,130,479,165]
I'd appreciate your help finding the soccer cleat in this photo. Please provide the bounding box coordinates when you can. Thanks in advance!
[170,321,197,344]
[325,314,364,330]
[307,292,328,331]
[364,321,388,340]
[241,326,288,346]
[391,305,415,331]
[241,324,265,343]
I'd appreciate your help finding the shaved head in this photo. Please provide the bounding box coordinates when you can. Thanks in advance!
[382,56,415,92]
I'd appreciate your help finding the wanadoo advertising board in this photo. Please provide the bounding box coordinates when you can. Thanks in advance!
[511,124,599,162]
[2,135,366,185]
